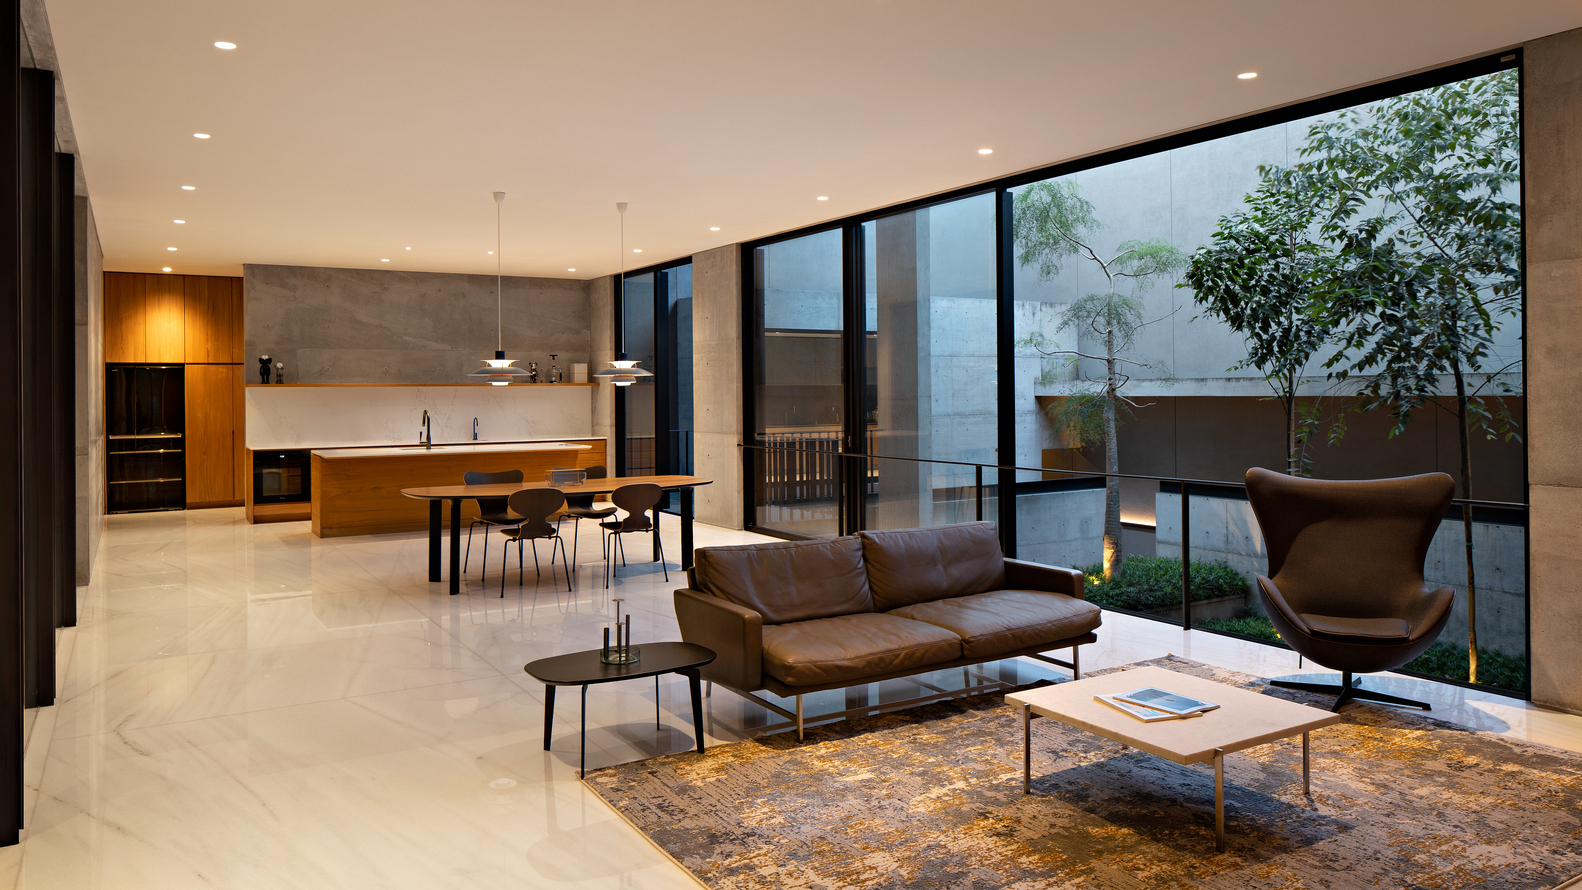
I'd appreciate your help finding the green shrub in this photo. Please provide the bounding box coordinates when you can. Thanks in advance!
[1080,555,1250,613]
[1199,611,1284,643]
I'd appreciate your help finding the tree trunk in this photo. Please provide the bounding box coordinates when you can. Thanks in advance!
[1453,365,1478,684]
[1284,374,1300,475]
[1102,326,1122,579]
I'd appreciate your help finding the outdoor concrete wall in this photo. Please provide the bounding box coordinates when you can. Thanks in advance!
[1015,488,1106,570]
[1525,27,1582,714]
[74,197,103,585]
[244,264,591,384]
[691,245,744,530]
[1154,492,1527,657]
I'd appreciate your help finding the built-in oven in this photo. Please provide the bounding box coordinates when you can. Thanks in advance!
[253,449,312,503]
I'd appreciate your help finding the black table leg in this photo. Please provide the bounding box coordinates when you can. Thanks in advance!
[651,506,660,562]
[428,499,442,582]
[680,487,695,570]
[580,684,588,778]
[543,685,556,751]
[684,667,705,754]
[449,498,462,596]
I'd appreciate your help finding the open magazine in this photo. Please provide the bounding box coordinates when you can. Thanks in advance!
[1114,686,1220,717]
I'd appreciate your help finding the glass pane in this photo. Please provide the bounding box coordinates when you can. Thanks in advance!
[862,194,998,531]
[622,271,656,476]
[662,264,694,512]
[753,230,843,538]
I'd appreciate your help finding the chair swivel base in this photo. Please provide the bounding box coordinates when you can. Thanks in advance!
[1268,670,1432,713]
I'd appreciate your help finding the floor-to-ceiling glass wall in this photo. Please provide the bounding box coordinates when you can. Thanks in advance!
[618,271,656,476]
[617,262,693,510]
[861,194,998,531]
[750,229,844,537]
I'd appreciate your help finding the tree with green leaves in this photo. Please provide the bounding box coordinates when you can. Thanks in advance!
[1183,165,1339,476]
[1014,179,1185,579]
[1302,70,1523,684]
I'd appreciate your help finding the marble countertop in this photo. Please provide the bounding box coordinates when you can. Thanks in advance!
[312,442,593,459]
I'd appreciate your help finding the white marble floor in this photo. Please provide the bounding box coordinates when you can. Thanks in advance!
[5,507,1578,888]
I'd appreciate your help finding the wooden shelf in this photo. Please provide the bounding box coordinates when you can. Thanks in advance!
[245,382,596,388]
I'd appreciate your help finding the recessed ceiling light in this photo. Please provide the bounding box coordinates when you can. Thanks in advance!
[1238,72,1258,80]
[380,258,389,262]
[709,227,720,231]
[162,267,172,272]
[978,148,993,155]
[181,185,195,190]
[167,247,177,251]
[487,250,493,254]
[193,133,211,139]
[405,246,411,250]
[173,219,185,224]
[214,41,236,50]
[633,248,642,253]
[567,268,576,272]
[816,196,829,201]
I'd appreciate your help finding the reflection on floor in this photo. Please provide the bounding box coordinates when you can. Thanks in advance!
[5,507,1578,888]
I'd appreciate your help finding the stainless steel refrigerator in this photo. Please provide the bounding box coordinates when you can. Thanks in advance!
[106,364,185,512]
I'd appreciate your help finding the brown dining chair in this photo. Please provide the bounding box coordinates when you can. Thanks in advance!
[498,488,571,596]
[598,482,666,589]
[557,465,616,573]
[463,469,523,579]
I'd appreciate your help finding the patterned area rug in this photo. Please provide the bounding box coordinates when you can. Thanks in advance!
[585,656,1582,889]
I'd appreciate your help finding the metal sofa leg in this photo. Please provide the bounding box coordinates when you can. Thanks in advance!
[705,681,712,698]
[1072,645,1081,680]
[796,694,804,742]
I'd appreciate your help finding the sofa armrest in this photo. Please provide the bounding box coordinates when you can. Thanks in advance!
[674,588,764,691]
[1003,558,1084,600]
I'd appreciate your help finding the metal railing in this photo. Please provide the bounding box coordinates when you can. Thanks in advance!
[741,439,1530,696]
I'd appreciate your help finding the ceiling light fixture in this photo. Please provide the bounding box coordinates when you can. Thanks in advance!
[710,226,720,231]
[405,246,411,250]
[817,196,829,201]
[173,219,185,224]
[567,268,576,272]
[1238,72,1258,79]
[595,202,653,389]
[193,133,211,139]
[181,185,195,190]
[162,267,172,272]
[468,191,529,386]
[214,41,236,49]
[167,247,177,251]
[978,148,993,155]
[380,259,389,263]
[632,248,642,253]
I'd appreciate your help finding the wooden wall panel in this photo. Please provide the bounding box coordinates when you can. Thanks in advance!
[185,364,241,506]
[144,274,184,362]
[103,272,145,363]
[232,365,246,497]
[183,276,243,363]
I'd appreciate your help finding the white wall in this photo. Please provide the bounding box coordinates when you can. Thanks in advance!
[245,385,593,450]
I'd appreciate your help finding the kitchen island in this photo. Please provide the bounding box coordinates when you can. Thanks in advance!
[309,438,604,537]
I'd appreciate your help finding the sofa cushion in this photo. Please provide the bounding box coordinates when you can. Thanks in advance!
[1299,613,1411,642]
[693,536,874,625]
[761,613,962,687]
[890,589,1101,659]
[857,522,1007,611]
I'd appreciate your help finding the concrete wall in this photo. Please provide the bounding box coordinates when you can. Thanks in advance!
[1525,28,1582,713]
[692,245,744,529]
[1154,492,1527,658]
[1015,488,1106,570]
[243,264,591,384]
[590,276,615,454]
[74,197,103,584]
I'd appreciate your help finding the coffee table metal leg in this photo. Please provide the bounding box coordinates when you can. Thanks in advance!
[543,685,556,751]
[1302,731,1310,794]
[1022,703,1032,794]
[580,684,588,779]
[1214,747,1226,852]
[655,676,661,729]
[685,668,705,753]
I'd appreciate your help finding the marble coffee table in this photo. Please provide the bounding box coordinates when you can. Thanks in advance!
[1005,665,1342,852]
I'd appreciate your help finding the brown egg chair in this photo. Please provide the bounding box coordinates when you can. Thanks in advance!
[1244,467,1456,712]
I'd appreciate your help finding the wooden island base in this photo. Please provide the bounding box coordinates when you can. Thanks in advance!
[309,438,606,538]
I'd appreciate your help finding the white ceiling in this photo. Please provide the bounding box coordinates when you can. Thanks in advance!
[46,0,1582,280]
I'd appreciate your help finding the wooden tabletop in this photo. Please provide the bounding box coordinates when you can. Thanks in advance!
[1005,666,1342,766]
[400,474,714,499]
[523,642,716,686]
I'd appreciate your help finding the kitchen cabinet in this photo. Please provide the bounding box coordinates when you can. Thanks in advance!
[185,364,245,506]
[103,272,244,364]
[103,272,146,363]
[144,274,185,362]
[183,276,244,363]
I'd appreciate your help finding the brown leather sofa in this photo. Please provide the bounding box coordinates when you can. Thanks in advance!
[674,521,1101,738]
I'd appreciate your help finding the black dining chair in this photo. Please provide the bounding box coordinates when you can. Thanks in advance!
[498,488,572,596]
[598,482,666,589]
[462,469,524,579]
[557,466,616,572]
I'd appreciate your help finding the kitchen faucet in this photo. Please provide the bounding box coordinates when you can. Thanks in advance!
[420,410,432,449]
[473,417,479,441]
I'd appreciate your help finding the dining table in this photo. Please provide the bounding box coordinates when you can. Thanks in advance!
[399,474,714,595]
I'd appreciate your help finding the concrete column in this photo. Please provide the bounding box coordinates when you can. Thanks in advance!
[73,196,102,585]
[1524,27,1582,713]
[873,211,932,529]
[590,276,615,459]
[691,245,744,530]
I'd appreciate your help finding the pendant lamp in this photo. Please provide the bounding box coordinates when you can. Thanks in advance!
[594,201,654,388]
[468,191,530,385]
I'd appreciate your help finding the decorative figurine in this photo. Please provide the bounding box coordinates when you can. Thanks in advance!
[601,598,640,665]
[527,361,540,384]
[258,355,272,384]
[275,361,285,383]
[548,355,563,383]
